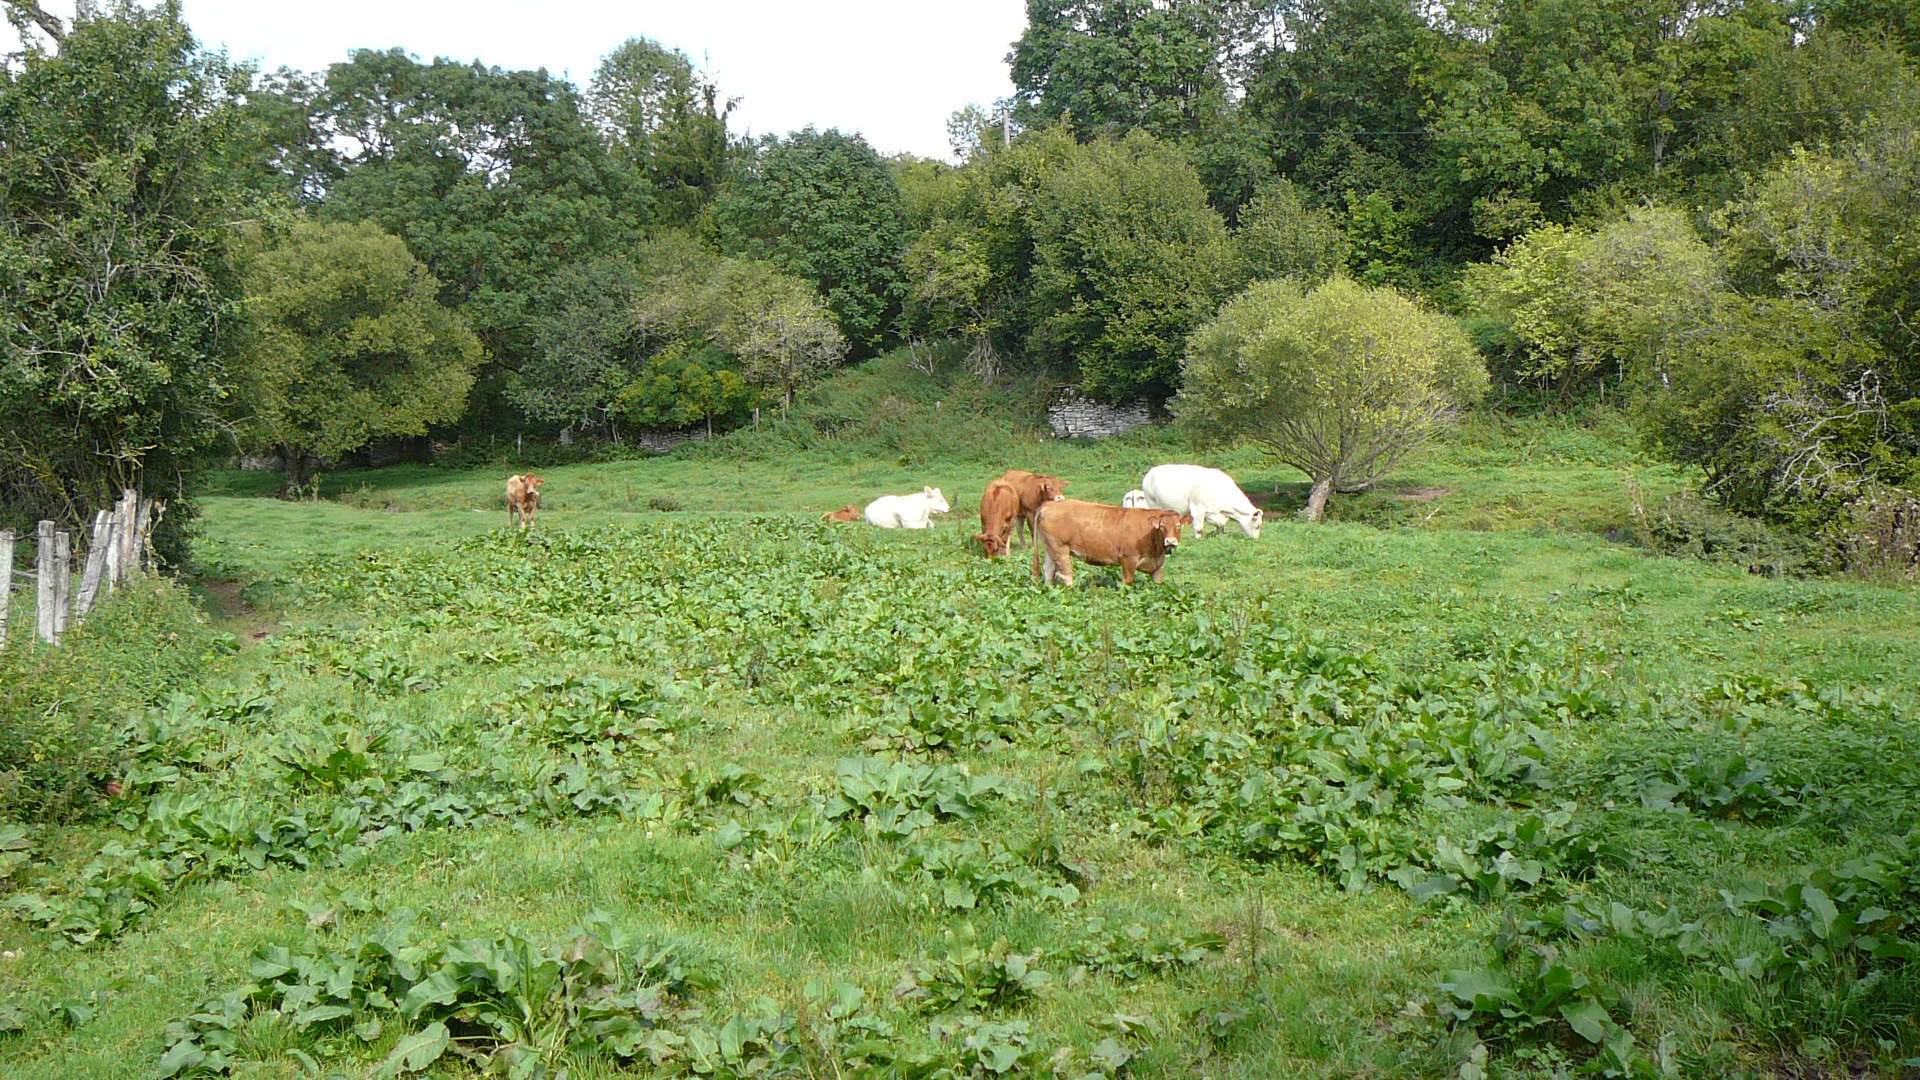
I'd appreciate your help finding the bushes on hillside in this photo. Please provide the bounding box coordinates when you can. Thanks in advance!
[0,578,231,824]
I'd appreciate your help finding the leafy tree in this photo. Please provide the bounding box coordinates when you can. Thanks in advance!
[1009,0,1240,140]
[634,253,846,411]
[586,38,732,227]
[1466,206,1722,400]
[1232,180,1350,286]
[236,221,483,492]
[515,257,645,431]
[1027,130,1235,400]
[1637,116,1920,518]
[310,49,651,383]
[0,4,255,559]
[610,342,752,432]
[1177,276,1488,520]
[709,128,909,356]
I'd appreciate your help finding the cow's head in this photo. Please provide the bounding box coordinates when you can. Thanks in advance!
[974,532,1008,558]
[924,487,951,514]
[1239,507,1263,539]
[1153,511,1184,552]
[1039,476,1068,501]
[524,474,545,491]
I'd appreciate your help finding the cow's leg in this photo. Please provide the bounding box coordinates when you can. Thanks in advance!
[1120,558,1137,585]
[1189,504,1206,538]
[1150,564,1165,583]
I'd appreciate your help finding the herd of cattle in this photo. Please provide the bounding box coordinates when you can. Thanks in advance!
[845,464,1264,586]
[509,464,1262,585]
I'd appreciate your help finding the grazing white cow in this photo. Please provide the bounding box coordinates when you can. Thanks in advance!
[864,486,951,529]
[1122,489,1151,509]
[1140,464,1263,538]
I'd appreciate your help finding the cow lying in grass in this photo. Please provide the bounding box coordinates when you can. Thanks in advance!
[1032,499,1186,585]
[864,487,951,529]
[506,474,545,529]
[821,505,861,523]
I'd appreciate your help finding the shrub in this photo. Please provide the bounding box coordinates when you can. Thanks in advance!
[1626,486,1812,574]
[0,577,230,823]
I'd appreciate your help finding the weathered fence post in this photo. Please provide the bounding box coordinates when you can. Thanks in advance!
[52,528,73,638]
[0,529,13,646]
[116,489,139,581]
[74,510,114,621]
[36,520,58,644]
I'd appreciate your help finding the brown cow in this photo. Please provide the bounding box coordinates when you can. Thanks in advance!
[974,479,1022,557]
[1032,499,1186,586]
[506,473,545,530]
[821,504,862,523]
[997,469,1070,550]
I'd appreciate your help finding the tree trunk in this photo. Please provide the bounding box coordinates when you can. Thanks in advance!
[1304,478,1333,523]
[277,446,313,497]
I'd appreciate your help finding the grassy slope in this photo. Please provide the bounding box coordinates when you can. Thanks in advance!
[4,408,1917,1080]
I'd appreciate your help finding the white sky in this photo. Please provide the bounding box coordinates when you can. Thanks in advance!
[5,1,1030,161]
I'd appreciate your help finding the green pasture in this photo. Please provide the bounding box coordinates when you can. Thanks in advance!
[4,415,1919,1080]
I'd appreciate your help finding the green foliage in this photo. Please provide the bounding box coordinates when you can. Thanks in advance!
[710,127,909,355]
[310,49,650,374]
[1028,131,1236,401]
[587,37,732,227]
[1232,179,1350,288]
[1009,0,1236,140]
[1648,110,1920,518]
[634,244,847,408]
[1177,276,1488,516]
[153,915,718,1078]
[1466,207,1724,400]
[611,342,753,430]
[0,577,230,824]
[236,221,485,491]
[0,7,257,559]
[894,932,1054,1014]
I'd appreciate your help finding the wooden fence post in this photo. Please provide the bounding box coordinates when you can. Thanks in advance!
[35,520,57,644]
[74,510,114,621]
[52,528,72,639]
[0,529,13,647]
[116,489,139,581]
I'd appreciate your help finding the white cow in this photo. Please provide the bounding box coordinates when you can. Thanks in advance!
[1122,489,1152,509]
[864,486,951,529]
[1140,464,1263,538]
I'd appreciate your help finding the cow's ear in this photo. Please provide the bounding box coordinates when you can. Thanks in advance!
[1179,514,1193,525]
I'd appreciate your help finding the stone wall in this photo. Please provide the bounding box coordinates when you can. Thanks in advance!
[1047,392,1152,439]
[627,427,710,454]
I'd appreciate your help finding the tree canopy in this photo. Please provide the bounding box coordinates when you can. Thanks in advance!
[1178,276,1489,520]
[236,221,484,492]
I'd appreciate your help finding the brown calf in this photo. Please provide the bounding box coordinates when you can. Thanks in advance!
[974,479,1022,557]
[506,473,545,530]
[1032,499,1186,586]
[997,469,1070,550]
[821,504,862,523]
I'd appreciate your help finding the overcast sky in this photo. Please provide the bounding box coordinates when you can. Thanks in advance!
[4,1,1031,160]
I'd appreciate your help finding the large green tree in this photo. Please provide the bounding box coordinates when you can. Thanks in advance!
[0,3,255,558]
[586,38,733,227]
[1178,276,1488,520]
[237,221,484,492]
[309,49,651,384]
[1009,0,1242,140]
[1637,113,1920,518]
[1027,130,1235,400]
[709,128,908,357]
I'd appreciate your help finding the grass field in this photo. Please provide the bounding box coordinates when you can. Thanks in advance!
[3,410,1918,1080]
